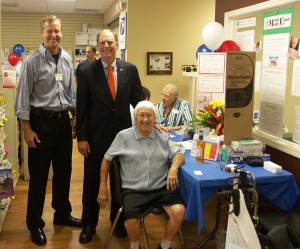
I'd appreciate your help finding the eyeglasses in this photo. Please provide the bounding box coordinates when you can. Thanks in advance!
[137,113,154,119]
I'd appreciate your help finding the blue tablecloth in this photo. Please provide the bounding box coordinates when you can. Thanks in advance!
[173,134,299,233]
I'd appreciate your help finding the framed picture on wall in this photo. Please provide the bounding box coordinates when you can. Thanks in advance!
[147,52,173,75]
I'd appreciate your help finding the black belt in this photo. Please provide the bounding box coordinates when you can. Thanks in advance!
[30,106,69,119]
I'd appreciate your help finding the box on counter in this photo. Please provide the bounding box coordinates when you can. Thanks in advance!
[239,140,263,153]
[230,139,263,157]
[263,161,282,174]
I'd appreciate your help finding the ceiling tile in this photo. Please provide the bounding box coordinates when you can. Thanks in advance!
[16,0,47,12]
[47,2,76,13]
[76,0,109,9]
[2,0,116,14]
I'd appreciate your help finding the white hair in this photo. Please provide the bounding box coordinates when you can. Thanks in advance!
[134,100,157,119]
[163,83,179,97]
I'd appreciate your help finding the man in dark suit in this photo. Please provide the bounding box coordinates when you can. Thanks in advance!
[76,29,145,244]
[74,45,97,87]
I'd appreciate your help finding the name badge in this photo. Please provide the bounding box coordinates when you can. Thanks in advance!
[171,109,179,114]
[55,74,63,81]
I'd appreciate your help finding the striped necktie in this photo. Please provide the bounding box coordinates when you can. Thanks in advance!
[106,65,115,100]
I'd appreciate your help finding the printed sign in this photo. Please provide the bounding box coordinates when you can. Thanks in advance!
[263,7,293,35]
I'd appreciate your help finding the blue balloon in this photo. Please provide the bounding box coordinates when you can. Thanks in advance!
[13,44,25,57]
[196,44,212,59]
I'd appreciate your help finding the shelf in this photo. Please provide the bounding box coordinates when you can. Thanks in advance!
[0,198,11,232]
[0,93,18,233]
[253,128,300,159]
[182,71,197,77]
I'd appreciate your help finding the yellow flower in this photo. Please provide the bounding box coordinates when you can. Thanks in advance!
[0,96,5,105]
[210,99,224,109]
[190,99,225,136]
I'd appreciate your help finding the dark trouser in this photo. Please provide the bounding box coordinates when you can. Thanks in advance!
[26,112,72,230]
[81,153,124,228]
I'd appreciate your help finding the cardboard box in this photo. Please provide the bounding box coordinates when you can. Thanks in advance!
[224,52,256,144]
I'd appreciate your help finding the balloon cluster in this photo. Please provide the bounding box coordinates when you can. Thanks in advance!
[7,44,25,75]
[196,22,240,59]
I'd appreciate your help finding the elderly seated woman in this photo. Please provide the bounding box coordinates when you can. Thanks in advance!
[98,100,185,249]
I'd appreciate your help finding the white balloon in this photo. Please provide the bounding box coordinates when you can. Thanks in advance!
[14,61,23,76]
[202,22,225,51]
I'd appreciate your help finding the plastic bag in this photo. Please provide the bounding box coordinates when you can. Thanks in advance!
[225,189,261,249]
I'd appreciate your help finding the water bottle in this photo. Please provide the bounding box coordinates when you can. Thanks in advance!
[221,144,228,164]
[190,133,199,157]
[229,150,243,164]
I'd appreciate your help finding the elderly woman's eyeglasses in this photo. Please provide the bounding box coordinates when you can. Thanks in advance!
[137,113,154,119]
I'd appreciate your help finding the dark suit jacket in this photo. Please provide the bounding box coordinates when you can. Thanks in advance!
[76,58,144,153]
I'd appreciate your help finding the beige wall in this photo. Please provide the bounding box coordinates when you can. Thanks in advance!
[1,13,103,52]
[126,0,215,103]
[103,1,119,25]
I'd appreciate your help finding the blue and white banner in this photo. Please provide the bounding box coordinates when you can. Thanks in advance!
[119,12,127,50]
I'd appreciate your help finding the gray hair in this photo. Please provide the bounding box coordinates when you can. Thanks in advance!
[134,100,157,119]
[163,83,179,97]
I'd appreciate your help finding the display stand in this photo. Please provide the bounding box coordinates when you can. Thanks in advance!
[0,91,18,232]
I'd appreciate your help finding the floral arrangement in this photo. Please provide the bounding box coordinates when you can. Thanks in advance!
[191,99,225,136]
[0,95,5,106]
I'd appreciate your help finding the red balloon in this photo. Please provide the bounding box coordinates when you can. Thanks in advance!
[217,40,240,52]
[8,52,20,66]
